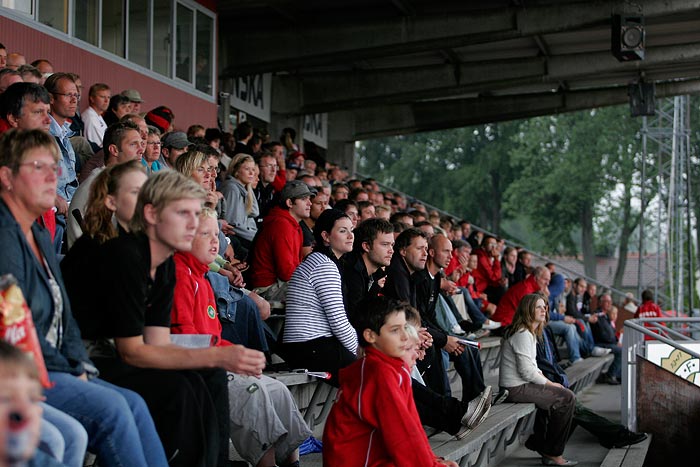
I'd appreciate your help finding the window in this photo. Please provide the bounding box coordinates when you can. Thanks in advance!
[195,11,212,94]
[5,0,215,96]
[128,0,149,68]
[1,0,32,15]
[73,0,98,46]
[101,0,124,57]
[38,0,68,33]
[152,0,172,77]
[175,3,193,82]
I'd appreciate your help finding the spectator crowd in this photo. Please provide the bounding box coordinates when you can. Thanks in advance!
[0,42,650,467]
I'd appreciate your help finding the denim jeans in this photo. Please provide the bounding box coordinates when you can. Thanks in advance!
[44,372,168,467]
[547,321,582,362]
[40,402,88,467]
[460,288,488,326]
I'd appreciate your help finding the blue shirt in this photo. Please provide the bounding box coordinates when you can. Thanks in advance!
[49,115,78,202]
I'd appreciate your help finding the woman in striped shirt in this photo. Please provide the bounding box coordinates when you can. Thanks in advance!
[282,208,357,386]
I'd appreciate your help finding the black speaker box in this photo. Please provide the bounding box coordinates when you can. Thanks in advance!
[612,14,645,61]
[628,82,655,117]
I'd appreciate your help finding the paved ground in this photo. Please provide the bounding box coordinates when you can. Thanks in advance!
[497,382,623,467]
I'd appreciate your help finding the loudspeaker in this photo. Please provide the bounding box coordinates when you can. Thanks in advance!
[628,82,655,117]
[612,14,645,61]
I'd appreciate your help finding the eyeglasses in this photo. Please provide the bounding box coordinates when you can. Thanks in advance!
[53,92,81,101]
[206,166,220,174]
[147,141,162,146]
[19,160,61,176]
[259,164,278,170]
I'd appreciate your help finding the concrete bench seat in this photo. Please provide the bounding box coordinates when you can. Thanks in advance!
[566,353,613,394]
[430,402,537,467]
[266,370,337,433]
[600,434,652,467]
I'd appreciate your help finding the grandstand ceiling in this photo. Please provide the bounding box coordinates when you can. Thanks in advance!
[218,0,700,142]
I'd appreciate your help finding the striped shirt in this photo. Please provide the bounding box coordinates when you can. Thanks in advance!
[283,252,358,354]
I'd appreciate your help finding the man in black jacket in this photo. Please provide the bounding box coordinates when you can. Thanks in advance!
[341,218,394,319]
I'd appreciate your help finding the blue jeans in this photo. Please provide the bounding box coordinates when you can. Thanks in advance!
[44,372,168,467]
[547,321,582,362]
[40,403,88,467]
[459,288,487,326]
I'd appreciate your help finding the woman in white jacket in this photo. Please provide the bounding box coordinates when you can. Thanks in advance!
[499,293,578,466]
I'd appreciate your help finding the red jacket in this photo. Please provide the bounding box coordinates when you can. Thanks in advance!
[323,347,443,467]
[473,248,502,289]
[171,251,231,347]
[491,274,540,326]
[249,206,303,288]
[635,300,664,341]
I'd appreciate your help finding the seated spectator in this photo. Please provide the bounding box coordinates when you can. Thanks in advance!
[374,203,392,220]
[323,296,458,467]
[171,208,311,467]
[390,210,413,226]
[121,89,143,114]
[17,64,42,84]
[635,289,664,340]
[233,121,254,155]
[591,294,622,385]
[82,83,110,148]
[473,235,506,305]
[66,121,143,247]
[248,181,312,307]
[187,124,205,139]
[401,310,494,438]
[141,125,162,174]
[220,153,259,252]
[159,130,189,168]
[500,293,577,466]
[0,129,168,467]
[357,200,375,222]
[254,151,280,221]
[330,182,349,205]
[205,127,222,152]
[0,68,22,93]
[64,170,266,466]
[502,246,518,287]
[565,278,609,358]
[173,147,220,214]
[333,198,359,228]
[300,186,328,257]
[102,94,130,127]
[512,249,531,285]
[144,105,174,134]
[341,218,394,319]
[0,341,66,467]
[536,317,648,449]
[5,51,25,70]
[30,59,53,84]
[491,265,551,329]
[282,209,358,387]
[348,186,369,203]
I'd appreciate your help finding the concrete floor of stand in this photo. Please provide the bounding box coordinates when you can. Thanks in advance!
[497,382,622,467]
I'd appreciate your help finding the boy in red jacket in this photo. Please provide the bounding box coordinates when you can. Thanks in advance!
[323,296,458,467]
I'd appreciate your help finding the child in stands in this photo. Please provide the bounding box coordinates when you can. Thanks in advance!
[323,295,458,467]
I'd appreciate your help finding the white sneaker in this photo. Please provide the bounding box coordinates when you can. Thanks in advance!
[482,320,502,330]
[591,346,612,357]
[451,324,466,336]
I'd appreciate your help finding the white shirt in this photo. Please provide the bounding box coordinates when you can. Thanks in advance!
[82,106,107,147]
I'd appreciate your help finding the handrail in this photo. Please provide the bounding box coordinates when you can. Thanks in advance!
[622,317,700,430]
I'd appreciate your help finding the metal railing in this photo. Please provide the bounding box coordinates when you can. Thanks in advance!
[622,317,700,430]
